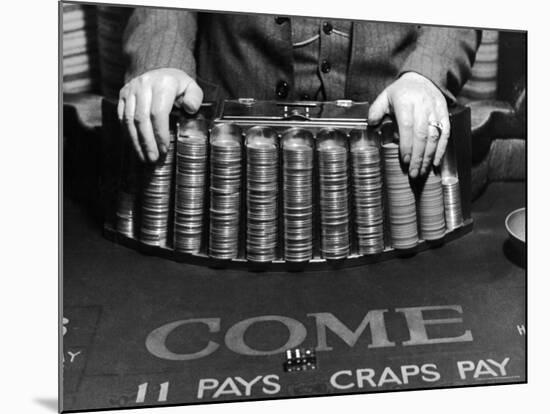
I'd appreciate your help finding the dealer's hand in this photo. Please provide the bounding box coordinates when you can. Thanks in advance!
[118,68,204,162]
[368,72,450,178]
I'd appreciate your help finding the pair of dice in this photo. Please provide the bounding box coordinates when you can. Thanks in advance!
[284,348,317,372]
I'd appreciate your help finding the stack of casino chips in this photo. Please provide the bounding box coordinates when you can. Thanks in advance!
[317,131,350,259]
[115,146,140,238]
[416,169,447,241]
[382,142,419,249]
[209,125,243,259]
[140,139,175,247]
[245,128,279,262]
[97,5,133,100]
[62,3,99,93]
[173,135,208,253]
[282,130,315,262]
[442,176,464,231]
[350,142,385,254]
[116,191,137,237]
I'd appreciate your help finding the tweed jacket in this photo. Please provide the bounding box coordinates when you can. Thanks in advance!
[123,9,480,103]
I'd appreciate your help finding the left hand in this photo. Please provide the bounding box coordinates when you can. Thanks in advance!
[368,72,451,178]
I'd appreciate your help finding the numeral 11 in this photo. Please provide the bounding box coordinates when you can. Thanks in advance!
[136,381,169,403]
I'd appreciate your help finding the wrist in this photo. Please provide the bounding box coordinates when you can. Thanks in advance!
[398,71,453,105]
[399,71,431,84]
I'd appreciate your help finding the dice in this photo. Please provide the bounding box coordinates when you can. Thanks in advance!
[284,348,317,372]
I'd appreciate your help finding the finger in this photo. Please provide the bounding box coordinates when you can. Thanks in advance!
[433,107,451,167]
[394,102,414,165]
[117,96,125,123]
[368,89,390,125]
[151,84,177,155]
[174,76,204,114]
[123,93,144,162]
[420,113,441,175]
[134,88,158,162]
[408,106,429,178]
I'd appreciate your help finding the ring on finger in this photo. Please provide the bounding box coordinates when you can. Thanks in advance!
[428,120,444,134]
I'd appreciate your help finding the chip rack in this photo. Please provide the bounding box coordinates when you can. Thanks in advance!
[102,98,473,270]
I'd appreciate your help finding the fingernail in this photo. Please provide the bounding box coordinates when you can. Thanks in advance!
[403,154,411,164]
[147,151,158,162]
[184,100,200,114]
[159,144,167,154]
[410,168,419,178]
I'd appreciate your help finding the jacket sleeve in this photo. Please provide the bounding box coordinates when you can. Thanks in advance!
[398,27,481,102]
[122,8,198,83]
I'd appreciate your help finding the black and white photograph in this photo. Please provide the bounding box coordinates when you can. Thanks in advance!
[59,0,528,412]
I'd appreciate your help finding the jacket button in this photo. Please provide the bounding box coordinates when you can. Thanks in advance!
[276,80,289,99]
[275,16,288,25]
[322,22,333,35]
[321,60,331,74]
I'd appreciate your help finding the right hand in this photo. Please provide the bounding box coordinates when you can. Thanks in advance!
[118,68,204,162]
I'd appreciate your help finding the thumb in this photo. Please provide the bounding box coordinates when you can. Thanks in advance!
[174,77,204,114]
[368,89,391,125]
